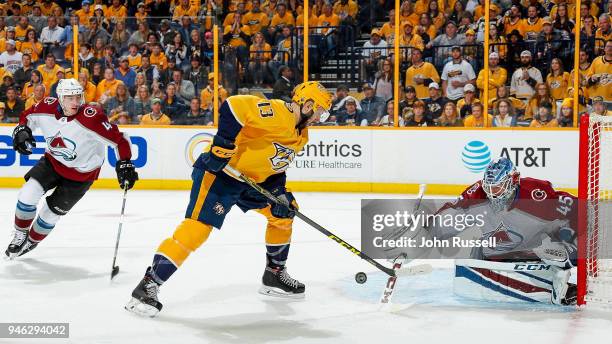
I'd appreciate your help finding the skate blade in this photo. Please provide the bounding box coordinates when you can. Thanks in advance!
[124,298,161,318]
[258,286,305,299]
[4,251,18,260]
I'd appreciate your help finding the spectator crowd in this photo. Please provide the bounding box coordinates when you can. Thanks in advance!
[0,0,609,127]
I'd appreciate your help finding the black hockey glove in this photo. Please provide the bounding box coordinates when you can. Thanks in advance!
[115,160,139,190]
[12,125,35,155]
[202,135,236,173]
[271,192,297,219]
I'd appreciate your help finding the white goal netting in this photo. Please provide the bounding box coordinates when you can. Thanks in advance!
[584,115,612,305]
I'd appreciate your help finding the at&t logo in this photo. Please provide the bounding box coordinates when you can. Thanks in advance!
[462,141,491,173]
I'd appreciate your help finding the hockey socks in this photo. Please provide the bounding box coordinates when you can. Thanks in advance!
[28,202,60,244]
[266,243,290,269]
[15,201,36,231]
[150,254,177,284]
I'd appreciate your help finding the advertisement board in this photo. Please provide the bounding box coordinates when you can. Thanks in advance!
[0,126,579,193]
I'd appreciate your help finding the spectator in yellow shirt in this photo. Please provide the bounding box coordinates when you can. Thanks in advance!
[105,0,128,24]
[269,3,295,43]
[380,9,396,41]
[595,14,611,55]
[463,102,493,127]
[521,6,543,40]
[248,32,272,86]
[21,70,44,100]
[19,29,44,63]
[558,98,574,127]
[96,67,124,104]
[456,84,480,118]
[14,16,34,41]
[150,43,169,71]
[398,22,425,53]
[529,103,559,127]
[318,3,340,35]
[547,58,570,101]
[173,0,199,22]
[200,73,229,111]
[140,98,172,125]
[40,0,60,17]
[75,1,94,26]
[242,0,270,34]
[525,83,557,120]
[476,52,508,100]
[78,69,97,103]
[405,48,440,100]
[317,3,340,57]
[36,55,62,94]
[24,84,45,110]
[333,0,358,24]
[586,39,612,102]
[503,5,524,36]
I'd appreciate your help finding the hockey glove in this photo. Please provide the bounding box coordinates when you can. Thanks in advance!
[12,125,35,155]
[115,160,139,190]
[203,135,236,172]
[533,236,576,269]
[271,192,297,219]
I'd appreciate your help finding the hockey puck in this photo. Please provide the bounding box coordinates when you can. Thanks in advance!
[355,272,367,284]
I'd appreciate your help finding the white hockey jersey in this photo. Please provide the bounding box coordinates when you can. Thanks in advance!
[20,97,132,182]
[434,178,578,261]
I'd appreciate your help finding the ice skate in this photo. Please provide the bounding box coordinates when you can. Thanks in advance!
[5,229,38,259]
[259,266,305,299]
[125,268,163,317]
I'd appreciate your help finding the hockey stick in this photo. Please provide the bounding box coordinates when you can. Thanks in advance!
[223,166,397,277]
[380,184,427,307]
[110,183,129,280]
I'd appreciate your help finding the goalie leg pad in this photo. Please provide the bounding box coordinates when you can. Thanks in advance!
[454,259,554,303]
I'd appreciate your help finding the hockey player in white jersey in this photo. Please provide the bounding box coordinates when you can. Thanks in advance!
[431,157,578,305]
[6,78,139,258]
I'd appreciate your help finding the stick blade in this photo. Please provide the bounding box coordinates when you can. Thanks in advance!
[111,266,120,280]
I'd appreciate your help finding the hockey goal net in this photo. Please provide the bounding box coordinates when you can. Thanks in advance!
[578,114,612,306]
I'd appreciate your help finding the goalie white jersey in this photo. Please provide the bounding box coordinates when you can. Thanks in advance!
[434,177,578,261]
[19,97,133,182]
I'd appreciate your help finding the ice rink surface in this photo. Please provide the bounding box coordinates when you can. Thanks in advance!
[1,189,611,344]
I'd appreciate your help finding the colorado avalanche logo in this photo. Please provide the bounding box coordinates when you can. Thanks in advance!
[46,132,77,161]
[83,106,97,118]
[269,142,296,172]
[482,222,524,251]
[531,189,547,201]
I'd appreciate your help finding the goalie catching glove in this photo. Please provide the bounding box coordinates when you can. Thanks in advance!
[533,228,577,269]
[12,125,35,155]
[203,135,236,172]
[115,160,139,190]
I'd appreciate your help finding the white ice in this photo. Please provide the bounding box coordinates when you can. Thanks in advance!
[1,189,611,344]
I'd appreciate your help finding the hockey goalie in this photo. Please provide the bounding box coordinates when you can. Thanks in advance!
[429,157,578,305]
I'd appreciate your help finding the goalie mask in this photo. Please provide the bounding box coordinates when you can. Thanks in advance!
[292,81,332,128]
[56,78,85,116]
[482,157,520,211]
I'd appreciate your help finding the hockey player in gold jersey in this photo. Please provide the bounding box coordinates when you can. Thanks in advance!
[126,82,332,317]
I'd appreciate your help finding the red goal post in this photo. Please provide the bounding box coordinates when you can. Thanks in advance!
[577,113,612,306]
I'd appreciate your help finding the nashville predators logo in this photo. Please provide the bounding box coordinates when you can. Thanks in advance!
[213,202,225,215]
[269,142,295,172]
[46,132,77,161]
